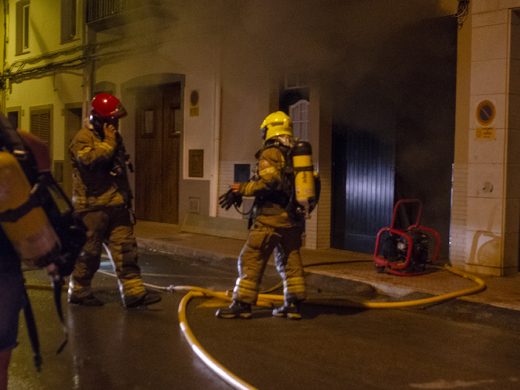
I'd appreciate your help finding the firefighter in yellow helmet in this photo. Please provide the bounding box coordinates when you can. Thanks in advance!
[68,93,161,308]
[216,111,307,320]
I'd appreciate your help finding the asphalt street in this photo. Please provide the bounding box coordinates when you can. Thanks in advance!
[9,250,520,390]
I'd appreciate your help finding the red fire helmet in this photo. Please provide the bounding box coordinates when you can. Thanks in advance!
[91,93,127,120]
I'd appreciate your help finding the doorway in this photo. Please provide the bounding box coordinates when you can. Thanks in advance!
[63,105,82,197]
[134,83,182,224]
[332,127,395,253]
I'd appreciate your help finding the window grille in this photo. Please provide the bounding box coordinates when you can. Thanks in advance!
[289,99,309,141]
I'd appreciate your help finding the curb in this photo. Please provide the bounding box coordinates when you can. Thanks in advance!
[137,237,405,299]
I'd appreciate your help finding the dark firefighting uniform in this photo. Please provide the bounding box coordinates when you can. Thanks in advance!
[232,140,306,305]
[1,131,40,352]
[0,231,25,352]
[68,127,146,302]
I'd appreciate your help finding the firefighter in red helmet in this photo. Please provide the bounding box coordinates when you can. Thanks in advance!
[68,93,161,308]
[89,93,127,131]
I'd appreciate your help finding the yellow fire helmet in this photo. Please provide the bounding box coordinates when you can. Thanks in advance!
[260,111,293,141]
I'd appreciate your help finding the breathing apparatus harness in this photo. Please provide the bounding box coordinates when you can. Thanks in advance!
[0,113,86,370]
[256,139,297,218]
[219,138,320,224]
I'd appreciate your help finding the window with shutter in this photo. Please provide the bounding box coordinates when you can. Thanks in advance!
[30,107,52,150]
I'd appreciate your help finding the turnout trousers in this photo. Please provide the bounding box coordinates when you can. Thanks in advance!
[232,221,306,305]
[0,273,25,352]
[68,206,146,301]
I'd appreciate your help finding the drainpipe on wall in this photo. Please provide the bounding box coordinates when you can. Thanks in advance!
[82,59,94,122]
[209,60,221,217]
[82,1,94,121]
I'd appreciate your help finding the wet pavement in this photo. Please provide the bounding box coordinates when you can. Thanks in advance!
[9,246,520,390]
[8,219,520,389]
[13,254,234,390]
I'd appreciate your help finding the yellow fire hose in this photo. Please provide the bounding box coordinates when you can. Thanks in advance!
[178,290,256,390]
[25,264,486,390]
[122,264,486,389]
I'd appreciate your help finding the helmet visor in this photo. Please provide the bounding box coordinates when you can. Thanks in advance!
[111,102,127,119]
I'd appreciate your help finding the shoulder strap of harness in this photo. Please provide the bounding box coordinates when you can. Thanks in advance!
[0,180,45,222]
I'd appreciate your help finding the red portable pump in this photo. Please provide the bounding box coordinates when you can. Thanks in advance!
[373,199,441,276]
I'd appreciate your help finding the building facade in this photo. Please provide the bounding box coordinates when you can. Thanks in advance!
[1,0,519,276]
[452,0,520,275]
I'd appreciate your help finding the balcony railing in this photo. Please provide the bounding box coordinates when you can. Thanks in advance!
[86,0,153,30]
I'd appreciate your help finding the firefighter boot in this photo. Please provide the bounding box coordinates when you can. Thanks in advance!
[215,300,252,319]
[272,300,302,320]
[124,290,162,309]
[68,294,104,307]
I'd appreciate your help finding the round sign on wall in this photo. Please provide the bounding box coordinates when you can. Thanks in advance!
[476,100,495,126]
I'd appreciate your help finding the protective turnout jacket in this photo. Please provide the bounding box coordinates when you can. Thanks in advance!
[70,127,132,211]
[239,142,302,229]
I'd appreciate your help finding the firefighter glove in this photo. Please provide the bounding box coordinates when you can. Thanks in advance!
[219,188,242,210]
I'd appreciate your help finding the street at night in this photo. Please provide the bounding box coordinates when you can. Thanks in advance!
[9,250,520,390]
[3,1,520,390]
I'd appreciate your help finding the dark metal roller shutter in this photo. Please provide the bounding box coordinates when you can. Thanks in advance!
[332,129,394,253]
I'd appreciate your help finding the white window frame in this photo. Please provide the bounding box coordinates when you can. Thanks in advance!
[22,3,29,50]
[61,0,80,43]
[289,99,310,141]
[16,0,30,54]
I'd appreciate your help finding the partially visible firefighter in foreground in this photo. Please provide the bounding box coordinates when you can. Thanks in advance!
[217,111,319,320]
[0,113,85,389]
[68,93,161,308]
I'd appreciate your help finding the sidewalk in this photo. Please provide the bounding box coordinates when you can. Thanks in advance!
[134,220,520,312]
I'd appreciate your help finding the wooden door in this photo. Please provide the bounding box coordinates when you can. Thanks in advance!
[135,84,181,224]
